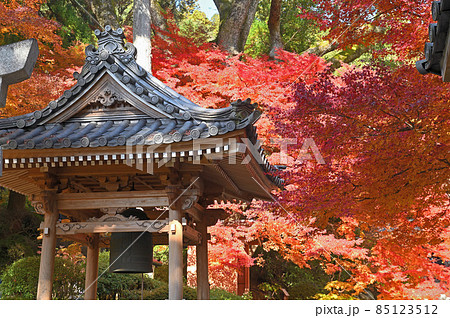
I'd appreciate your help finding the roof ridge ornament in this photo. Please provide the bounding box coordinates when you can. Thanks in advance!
[230,98,258,120]
[83,25,146,77]
[95,25,127,54]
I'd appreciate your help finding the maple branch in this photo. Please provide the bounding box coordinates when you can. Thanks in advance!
[392,168,410,178]
[343,46,371,64]
[284,29,301,47]
[377,97,415,131]
[314,103,380,134]
[367,6,399,23]
[436,158,450,167]
[305,43,339,57]
[354,196,375,202]
[379,109,407,124]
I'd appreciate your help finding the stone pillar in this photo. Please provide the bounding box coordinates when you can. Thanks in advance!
[166,186,183,300]
[37,192,58,300]
[196,220,210,300]
[0,38,39,107]
[84,234,100,300]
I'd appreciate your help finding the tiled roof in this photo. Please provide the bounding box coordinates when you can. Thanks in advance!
[0,26,260,131]
[0,117,256,150]
[0,26,281,188]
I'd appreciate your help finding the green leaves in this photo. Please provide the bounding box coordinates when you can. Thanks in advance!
[0,256,84,299]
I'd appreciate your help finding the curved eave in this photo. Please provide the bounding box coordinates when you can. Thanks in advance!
[1,129,282,199]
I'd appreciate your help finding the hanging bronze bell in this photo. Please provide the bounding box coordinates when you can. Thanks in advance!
[109,208,153,273]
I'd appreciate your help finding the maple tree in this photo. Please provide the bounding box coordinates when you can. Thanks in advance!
[150,8,450,299]
[267,0,449,299]
[272,63,450,299]
[151,24,367,297]
[300,0,431,60]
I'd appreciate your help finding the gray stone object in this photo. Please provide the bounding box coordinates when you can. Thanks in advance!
[0,38,39,107]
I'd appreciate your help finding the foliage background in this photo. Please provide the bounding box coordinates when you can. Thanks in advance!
[0,0,449,300]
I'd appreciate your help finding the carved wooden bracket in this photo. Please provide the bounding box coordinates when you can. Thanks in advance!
[88,213,136,222]
[31,191,57,215]
[178,176,204,210]
[181,189,201,210]
[85,234,99,249]
[165,185,202,211]
[31,200,45,214]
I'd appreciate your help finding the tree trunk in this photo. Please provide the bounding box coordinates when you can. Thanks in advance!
[268,0,283,59]
[7,190,26,214]
[343,46,370,64]
[214,0,260,54]
[86,0,120,29]
[134,0,152,73]
[305,43,339,57]
[150,0,168,32]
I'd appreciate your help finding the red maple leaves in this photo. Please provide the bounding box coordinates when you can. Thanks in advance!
[2,0,449,299]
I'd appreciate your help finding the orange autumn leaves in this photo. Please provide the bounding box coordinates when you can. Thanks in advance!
[0,0,85,117]
[1,0,449,299]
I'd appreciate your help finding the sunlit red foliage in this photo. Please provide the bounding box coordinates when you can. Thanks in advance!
[151,17,450,299]
[302,0,432,59]
[275,62,450,298]
[2,0,449,300]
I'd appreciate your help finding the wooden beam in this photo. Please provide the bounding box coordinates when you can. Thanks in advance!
[183,225,201,244]
[185,203,228,225]
[70,180,92,193]
[185,206,202,222]
[57,190,167,200]
[56,190,169,210]
[46,219,200,245]
[134,176,154,189]
[30,164,154,177]
[44,219,169,235]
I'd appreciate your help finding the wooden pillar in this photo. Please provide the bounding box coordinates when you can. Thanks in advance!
[196,220,210,300]
[237,266,250,295]
[84,234,100,300]
[237,244,250,295]
[167,186,183,300]
[37,192,58,300]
